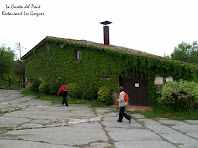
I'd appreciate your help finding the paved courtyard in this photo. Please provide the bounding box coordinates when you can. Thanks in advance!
[0,89,198,148]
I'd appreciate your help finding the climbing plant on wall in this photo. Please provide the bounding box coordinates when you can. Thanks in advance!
[24,37,198,107]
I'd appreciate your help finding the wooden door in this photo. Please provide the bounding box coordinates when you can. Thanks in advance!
[119,76,149,106]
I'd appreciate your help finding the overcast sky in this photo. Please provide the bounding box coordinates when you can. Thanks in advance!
[0,0,198,59]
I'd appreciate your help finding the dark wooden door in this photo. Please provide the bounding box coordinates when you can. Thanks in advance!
[119,77,149,106]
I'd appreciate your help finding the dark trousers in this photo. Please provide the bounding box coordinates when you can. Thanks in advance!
[118,106,131,121]
[62,93,68,106]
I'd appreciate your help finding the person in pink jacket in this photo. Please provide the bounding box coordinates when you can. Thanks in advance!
[58,83,69,106]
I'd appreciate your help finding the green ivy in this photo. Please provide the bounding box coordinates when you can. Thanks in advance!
[24,37,198,107]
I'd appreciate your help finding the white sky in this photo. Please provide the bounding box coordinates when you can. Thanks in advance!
[0,0,198,59]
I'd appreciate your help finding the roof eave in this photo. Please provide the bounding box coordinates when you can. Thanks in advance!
[21,38,47,60]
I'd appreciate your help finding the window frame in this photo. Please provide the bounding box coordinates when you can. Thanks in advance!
[76,50,81,60]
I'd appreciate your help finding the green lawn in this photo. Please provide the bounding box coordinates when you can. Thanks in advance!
[22,88,106,108]
[136,109,198,120]
[0,80,9,89]
[0,80,21,89]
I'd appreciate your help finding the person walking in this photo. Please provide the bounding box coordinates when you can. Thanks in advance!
[117,86,132,123]
[58,83,69,106]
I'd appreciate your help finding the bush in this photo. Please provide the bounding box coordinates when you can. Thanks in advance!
[81,86,98,100]
[0,80,8,89]
[97,86,112,105]
[39,82,50,94]
[67,83,82,99]
[158,79,198,111]
[50,82,62,95]
[30,80,42,92]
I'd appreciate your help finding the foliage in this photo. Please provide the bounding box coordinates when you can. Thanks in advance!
[22,88,106,107]
[81,86,98,100]
[0,80,8,89]
[30,79,42,92]
[0,78,23,89]
[67,83,82,99]
[97,86,112,105]
[158,80,198,111]
[39,82,50,94]
[137,108,198,120]
[0,46,25,89]
[23,37,198,107]
[171,41,198,64]
[50,82,62,95]
[0,45,16,79]
[14,60,25,78]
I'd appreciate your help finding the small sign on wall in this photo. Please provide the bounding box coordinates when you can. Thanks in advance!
[166,76,173,82]
[135,83,139,88]
[154,76,164,85]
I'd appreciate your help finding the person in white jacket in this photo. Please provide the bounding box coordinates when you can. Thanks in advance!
[117,86,132,123]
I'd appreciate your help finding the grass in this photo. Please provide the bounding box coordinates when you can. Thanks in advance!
[0,79,21,89]
[22,88,198,120]
[0,80,9,89]
[22,89,106,108]
[136,108,198,120]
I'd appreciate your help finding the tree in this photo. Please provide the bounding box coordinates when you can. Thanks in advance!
[171,41,198,64]
[0,45,16,80]
[15,60,25,79]
[13,60,25,87]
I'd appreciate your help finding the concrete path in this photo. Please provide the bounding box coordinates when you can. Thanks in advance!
[0,89,198,148]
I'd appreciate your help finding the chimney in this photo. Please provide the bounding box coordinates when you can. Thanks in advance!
[100,21,112,45]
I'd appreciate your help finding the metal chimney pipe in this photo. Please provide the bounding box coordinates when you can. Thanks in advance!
[103,26,109,45]
[100,21,112,45]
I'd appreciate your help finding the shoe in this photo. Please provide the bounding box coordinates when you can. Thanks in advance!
[129,117,132,123]
[117,120,122,122]
[66,105,68,107]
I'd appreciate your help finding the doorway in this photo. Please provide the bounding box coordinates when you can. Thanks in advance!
[119,76,149,106]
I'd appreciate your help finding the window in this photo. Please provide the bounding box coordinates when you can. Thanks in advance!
[57,77,61,82]
[101,75,110,79]
[76,50,81,60]
[60,44,64,48]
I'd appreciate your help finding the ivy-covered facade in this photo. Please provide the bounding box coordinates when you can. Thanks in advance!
[22,36,198,107]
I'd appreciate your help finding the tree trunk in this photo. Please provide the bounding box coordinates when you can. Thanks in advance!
[8,76,11,88]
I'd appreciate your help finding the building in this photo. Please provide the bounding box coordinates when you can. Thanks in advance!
[21,36,198,107]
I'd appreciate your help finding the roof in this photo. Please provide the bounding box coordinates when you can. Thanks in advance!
[22,36,166,59]
[48,36,165,58]
[21,36,197,67]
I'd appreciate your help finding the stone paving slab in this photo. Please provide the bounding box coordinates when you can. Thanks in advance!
[4,104,95,120]
[3,96,33,105]
[0,89,198,148]
[21,98,52,106]
[102,116,142,128]
[0,139,75,148]
[0,90,23,102]
[108,127,162,141]
[185,120,198,124]
[157,119,188,126]
[157,119,198,139]
[130,113,146,119]
[2,122,108,146]
[0,116,31,128]
[138,118,198,148]
[172,124,198,139]
[114,141,176,148]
